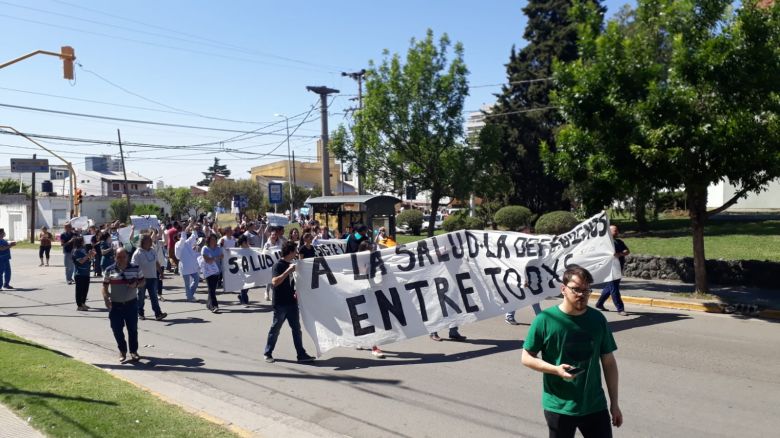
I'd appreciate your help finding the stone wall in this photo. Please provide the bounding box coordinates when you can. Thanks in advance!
[623,255,777,289]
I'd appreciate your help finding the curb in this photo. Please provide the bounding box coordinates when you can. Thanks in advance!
[589,295,780,320]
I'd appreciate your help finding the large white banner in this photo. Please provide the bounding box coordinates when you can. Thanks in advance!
[221,239,348,291]
[296,212,620,355]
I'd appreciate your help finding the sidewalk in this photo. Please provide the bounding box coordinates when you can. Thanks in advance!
[594,277,780,319]
[0,403,45,438]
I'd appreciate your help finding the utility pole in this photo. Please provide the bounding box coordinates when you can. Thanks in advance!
[342,69,366,195]
[306,85,339,196]
[275,113,295,216]
[116,129,132,219]
[30,154,36,243]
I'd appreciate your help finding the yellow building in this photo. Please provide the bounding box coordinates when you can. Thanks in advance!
[249,140,356,196]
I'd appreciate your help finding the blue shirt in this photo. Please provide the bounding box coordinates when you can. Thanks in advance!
[72,248,91,276]
[0,239,10,261]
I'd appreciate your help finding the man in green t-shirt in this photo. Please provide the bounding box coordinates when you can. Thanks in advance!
[521,265,623,438]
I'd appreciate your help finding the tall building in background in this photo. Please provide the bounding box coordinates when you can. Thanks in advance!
[465,104,494,140]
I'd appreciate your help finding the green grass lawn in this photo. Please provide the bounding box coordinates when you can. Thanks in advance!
[0,330,238,438]
[395,229,446,245]
[614,217,780,262]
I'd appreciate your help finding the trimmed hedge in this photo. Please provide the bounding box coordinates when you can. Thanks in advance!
[534,210,579,235]
[443,214,485,231]
[494,205,533,231]
[397,209,424,235]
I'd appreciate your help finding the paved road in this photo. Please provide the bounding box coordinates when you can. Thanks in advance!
[1,248,779,437]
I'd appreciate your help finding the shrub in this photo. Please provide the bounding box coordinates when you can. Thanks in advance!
[534,210,579,235]
[132,204,161,216]
[442,214,466,232]
[494,205,533,231]
[397,209,424,235]
[464,216,485,230]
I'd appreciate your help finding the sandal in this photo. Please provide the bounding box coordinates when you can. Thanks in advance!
[119,354,127,363]
[129,353,141,362]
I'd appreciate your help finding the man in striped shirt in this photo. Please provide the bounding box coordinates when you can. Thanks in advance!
[102,248,144,363]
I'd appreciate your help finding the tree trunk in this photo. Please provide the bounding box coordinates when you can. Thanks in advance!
[687,185,709,294]
[634,188,649,232]
[428,188,441,238]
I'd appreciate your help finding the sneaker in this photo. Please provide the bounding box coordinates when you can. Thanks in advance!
[129,353,141,362]
[67,280,73,285]
[4,285,13,289]
[430,333,442,342]
[211,307,220,314]
[449,333,467,342]
[505,316,520,326]
[595,306,609,312]
[119,354,128,363]
[186,298,196,303]
[371,347,385,358]
[264,355,275,363]
[297,354,316,363]
[617,311,628,316]
[138,314,146,320]
[155,312,167,321]
[264,291,271,301]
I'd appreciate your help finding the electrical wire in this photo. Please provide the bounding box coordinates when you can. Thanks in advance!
[469,78,553,89]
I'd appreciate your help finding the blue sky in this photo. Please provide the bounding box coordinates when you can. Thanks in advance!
[0,0,630,186]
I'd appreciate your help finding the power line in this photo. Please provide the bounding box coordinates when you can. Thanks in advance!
[0,12,339,74]
[47,0,350,71]
[469,78,553,89]
[0,102,318,137]
[482,106,560,118]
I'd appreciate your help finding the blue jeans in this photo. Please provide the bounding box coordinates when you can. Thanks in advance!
[0,258,10,287]
[138,278,162,316]
[182,272,199,300]
[596,279,625,312]
[264,304,307,358]
[64,251,74,282]
[506,302,542,320]
[108,299,139,354]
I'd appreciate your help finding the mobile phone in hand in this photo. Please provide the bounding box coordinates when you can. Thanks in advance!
[566,366,585,377]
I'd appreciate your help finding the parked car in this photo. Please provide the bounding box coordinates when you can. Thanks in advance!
[420,213,444,231]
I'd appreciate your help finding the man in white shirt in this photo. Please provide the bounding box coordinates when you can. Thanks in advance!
[175,222,200,302]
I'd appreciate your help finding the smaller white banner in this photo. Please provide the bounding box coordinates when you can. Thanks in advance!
[69,216,89,230]
[116,226,133,244]
[130,215,161,232]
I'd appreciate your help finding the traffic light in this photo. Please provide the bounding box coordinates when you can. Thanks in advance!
[61,46,75,80]
[75,188,83,205]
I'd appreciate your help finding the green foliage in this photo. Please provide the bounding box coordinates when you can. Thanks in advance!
[0,178,28,195]
[283,183,321,211]
[443,212,485,231]
[546,0,780,292]
[206,179,264,215]
[197,157,231,187]
[132,204,161,216]
[442,213,466,232]
[494,205,533,231]
[155,187,195,219]
[534,210,579,235]
[654,191,686,213]
[354,29,471,236]
[329,124,356,175]
[479,0,602,212]
[397,209,424,235]
[109,199,131,223]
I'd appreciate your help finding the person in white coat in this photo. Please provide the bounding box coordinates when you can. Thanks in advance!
[175,222,200,302]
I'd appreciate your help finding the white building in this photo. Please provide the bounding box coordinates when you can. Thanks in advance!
[77,170,153,197]
[465,104,494,139]
[707,179,780,211]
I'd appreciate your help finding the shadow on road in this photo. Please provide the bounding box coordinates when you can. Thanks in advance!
[608,311,691,333]
[315,338,522,371]
[93,359,403,385]
[161,317,210,326]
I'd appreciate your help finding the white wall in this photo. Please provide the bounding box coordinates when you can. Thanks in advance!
[0,203,28,241]
[707,178,780,210]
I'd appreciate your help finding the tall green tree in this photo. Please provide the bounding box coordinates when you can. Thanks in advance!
[155,187,197,219]
[354,29,470,236]
[480,0,603,213]
[198,157,231,186]
[206,179,264,213]
[545,0,780,293]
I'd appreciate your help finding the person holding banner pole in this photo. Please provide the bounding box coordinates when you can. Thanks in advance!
[595,225,629,316]
[201,234,223,313]
[263,241,315,364]
[235,235,251,306]
[521,265,622,438]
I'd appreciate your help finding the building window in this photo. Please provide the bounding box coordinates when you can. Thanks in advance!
[112,183,120,191]
[131,183,138,190]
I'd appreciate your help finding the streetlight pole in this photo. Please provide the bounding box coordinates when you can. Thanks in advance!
[342,69,366,195]
[306,86,339,197]
[275,113,294,217]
